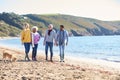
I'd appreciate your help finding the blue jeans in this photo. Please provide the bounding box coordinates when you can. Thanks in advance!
[59,45,65,61]
[24,43,31,54]
[45,42,53,60]
[24,43,31,60]
[32,44,38,60]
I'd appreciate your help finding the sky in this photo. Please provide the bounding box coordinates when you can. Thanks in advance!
[0,0,120,21]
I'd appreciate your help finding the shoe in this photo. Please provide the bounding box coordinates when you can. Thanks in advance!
[46,59,48,61]
[26,56,30,61]
[25,54,29,61]
[34,59,37,61]
[60,60,65,62]
[25,56,27,61]
[28,59,30,61]
[50,60,53,62]
[32,57,34,61]
[46,57,48,61]
[27,57,30,61]
[34,58,37,61]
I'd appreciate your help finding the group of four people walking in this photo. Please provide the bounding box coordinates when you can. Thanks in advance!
[21,23,68,62]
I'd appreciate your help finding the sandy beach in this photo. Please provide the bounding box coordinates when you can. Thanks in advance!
[0,47,120,80]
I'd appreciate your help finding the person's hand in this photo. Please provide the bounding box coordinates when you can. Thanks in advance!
[55,43,58,46]
[66,42,68,46]
[21,42,24,45]
[54,42,56,46]
[56,43,58,46]
[43,42,45,46]
[32,44,35,48]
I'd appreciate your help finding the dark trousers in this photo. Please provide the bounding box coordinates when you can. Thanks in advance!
[45,42,53,61]
[24,43,30,60]
[32,44,38,60]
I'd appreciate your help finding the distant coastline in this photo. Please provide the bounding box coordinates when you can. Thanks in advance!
[0,12,120,37]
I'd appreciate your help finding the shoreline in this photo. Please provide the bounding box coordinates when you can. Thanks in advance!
[0,46,120,80]
[1,46,120,71]
[1,36,120,64]
[0,37,20,40]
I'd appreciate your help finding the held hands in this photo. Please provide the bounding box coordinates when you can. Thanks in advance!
[66,42,68,46]
[56,43,58,46]
[43,42,46,46]
[43,41,66,46]
[54,42,56,46]
[32,45,35,48]
[54,41,58,46]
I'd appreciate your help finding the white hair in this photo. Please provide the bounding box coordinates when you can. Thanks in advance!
[32,26,38,31]
[49,24,53,29]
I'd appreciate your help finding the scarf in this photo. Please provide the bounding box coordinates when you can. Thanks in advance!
[48,30,52,36]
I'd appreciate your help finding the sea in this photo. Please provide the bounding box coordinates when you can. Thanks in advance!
[0,36,120,62]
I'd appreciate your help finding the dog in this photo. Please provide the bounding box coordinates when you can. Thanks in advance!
[2,50,17,62]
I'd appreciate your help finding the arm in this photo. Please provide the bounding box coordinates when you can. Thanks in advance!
[53,30,56,41]
[21,30,24,43]
[43,31,47,45]
[37,33,41,41]
[55,31,59,46]
[53,30,57,45]
[31,33,35,47]
[65,31,69,45]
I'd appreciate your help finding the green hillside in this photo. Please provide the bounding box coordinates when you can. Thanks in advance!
[0,12,120,37]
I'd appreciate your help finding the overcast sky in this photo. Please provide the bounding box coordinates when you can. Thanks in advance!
[0,0,120,21]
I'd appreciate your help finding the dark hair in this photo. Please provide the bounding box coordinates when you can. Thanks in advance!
[60,25,64,28]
